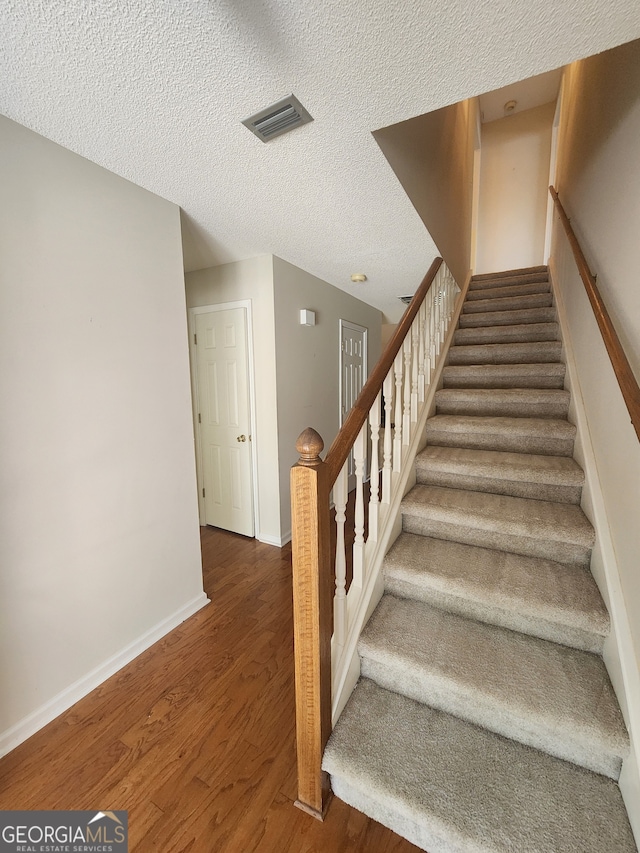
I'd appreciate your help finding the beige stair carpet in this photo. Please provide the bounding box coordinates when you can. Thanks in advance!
[359,594,628,778]
[384,533,609,652]
[323,680,637,853]
[323,267,637,852]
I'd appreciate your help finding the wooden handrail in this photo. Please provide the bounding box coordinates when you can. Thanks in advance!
[549,187,640,442]
[325,256,443,483]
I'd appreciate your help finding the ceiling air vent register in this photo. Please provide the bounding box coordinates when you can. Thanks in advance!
[242,95,313,142]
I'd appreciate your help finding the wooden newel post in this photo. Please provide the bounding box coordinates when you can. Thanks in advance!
[291,427,333,820]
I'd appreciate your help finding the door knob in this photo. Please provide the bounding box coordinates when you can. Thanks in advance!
[237,434,246,442]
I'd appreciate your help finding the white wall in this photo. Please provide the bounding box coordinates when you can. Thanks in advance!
[184,256,281,544]
[476,102,555,273]
[551,40,640,841]
[0,116,206,752]
[273,257,382,539]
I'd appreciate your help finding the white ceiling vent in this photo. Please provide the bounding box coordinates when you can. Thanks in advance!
[242,95,313,142]
[399,295,413,304]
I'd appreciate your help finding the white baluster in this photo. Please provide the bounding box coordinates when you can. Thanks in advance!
[382,368,393,503]
[424,300,433,380]
[439,268,447,344]
[393,349,403,471]
[418,301,426,402]
[431,284,439,361]
[411,318,419,423]
[443,269,451,328]
[448,270,456,319]
[352,424,366,590]
[368,392,381,542]
[402,334,411,445]
[333,461,348,649]
[435,277,442,353]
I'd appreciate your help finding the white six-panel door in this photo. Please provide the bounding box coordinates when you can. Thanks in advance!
[340,320,368,480]
[194,307,254,537]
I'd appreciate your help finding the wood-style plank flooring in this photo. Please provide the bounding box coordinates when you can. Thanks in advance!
[0,526,420,852]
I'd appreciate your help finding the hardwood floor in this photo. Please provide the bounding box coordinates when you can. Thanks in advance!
[0,526,420,853]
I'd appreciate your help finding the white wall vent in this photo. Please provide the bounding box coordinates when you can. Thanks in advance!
[242,95,313,142]
[399,295,413,304]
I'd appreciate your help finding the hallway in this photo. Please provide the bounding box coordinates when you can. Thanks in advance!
[0,527,418,852]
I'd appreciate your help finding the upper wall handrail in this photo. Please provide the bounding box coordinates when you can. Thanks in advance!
[549,186,640,442]
[325,256,443,483]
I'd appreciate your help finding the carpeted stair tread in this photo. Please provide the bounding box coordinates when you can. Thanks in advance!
[359,594,627,777]
[463,292,552,313]
[383,533,609,652]
[447,340,562,365]
[458,306,556,328]
[471,265,548,283]
[415,445,583,503]
[435,387,570,419]
[466,281,552,302]
[401,484,594,565]
[426,414,576,456]
[323,679,636,853]
[454,322,558,345]
[442,362,565,389]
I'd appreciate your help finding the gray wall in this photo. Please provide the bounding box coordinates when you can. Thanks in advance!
[373,99,478,287]
[273,256,382,539]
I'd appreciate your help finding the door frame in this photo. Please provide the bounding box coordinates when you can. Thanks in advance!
[188,300,259,537]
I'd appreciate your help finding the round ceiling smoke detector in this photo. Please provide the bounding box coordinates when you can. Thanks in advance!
[350,273,367,283]
[504,100,517,115]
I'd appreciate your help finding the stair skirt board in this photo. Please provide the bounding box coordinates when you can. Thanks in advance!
[322,267,637,851]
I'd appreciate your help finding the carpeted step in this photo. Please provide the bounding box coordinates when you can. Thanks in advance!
[472,265,548,283]
[442,362,565,389]
[435,387,570,419]
[467,278,551,301]
[447,340,562,365]
[401,484,595,566]
[426,414,576,456]
[383,533,609,653]
[415,445,583,503]
[464,291,552,312]
[359,595,628,778]
[453,322,558,346]
[323,679,636,853]
[458,306,556,328]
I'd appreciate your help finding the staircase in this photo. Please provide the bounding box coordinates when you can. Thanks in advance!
[322,266,637,852]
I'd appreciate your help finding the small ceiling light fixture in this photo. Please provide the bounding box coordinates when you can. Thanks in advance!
[351,273,367,283]
[504,99,517,115]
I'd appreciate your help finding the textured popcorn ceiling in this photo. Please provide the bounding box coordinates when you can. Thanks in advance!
[2,0,639,320]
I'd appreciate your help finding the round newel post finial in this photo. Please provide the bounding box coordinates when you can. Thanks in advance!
[296,428,324,467]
